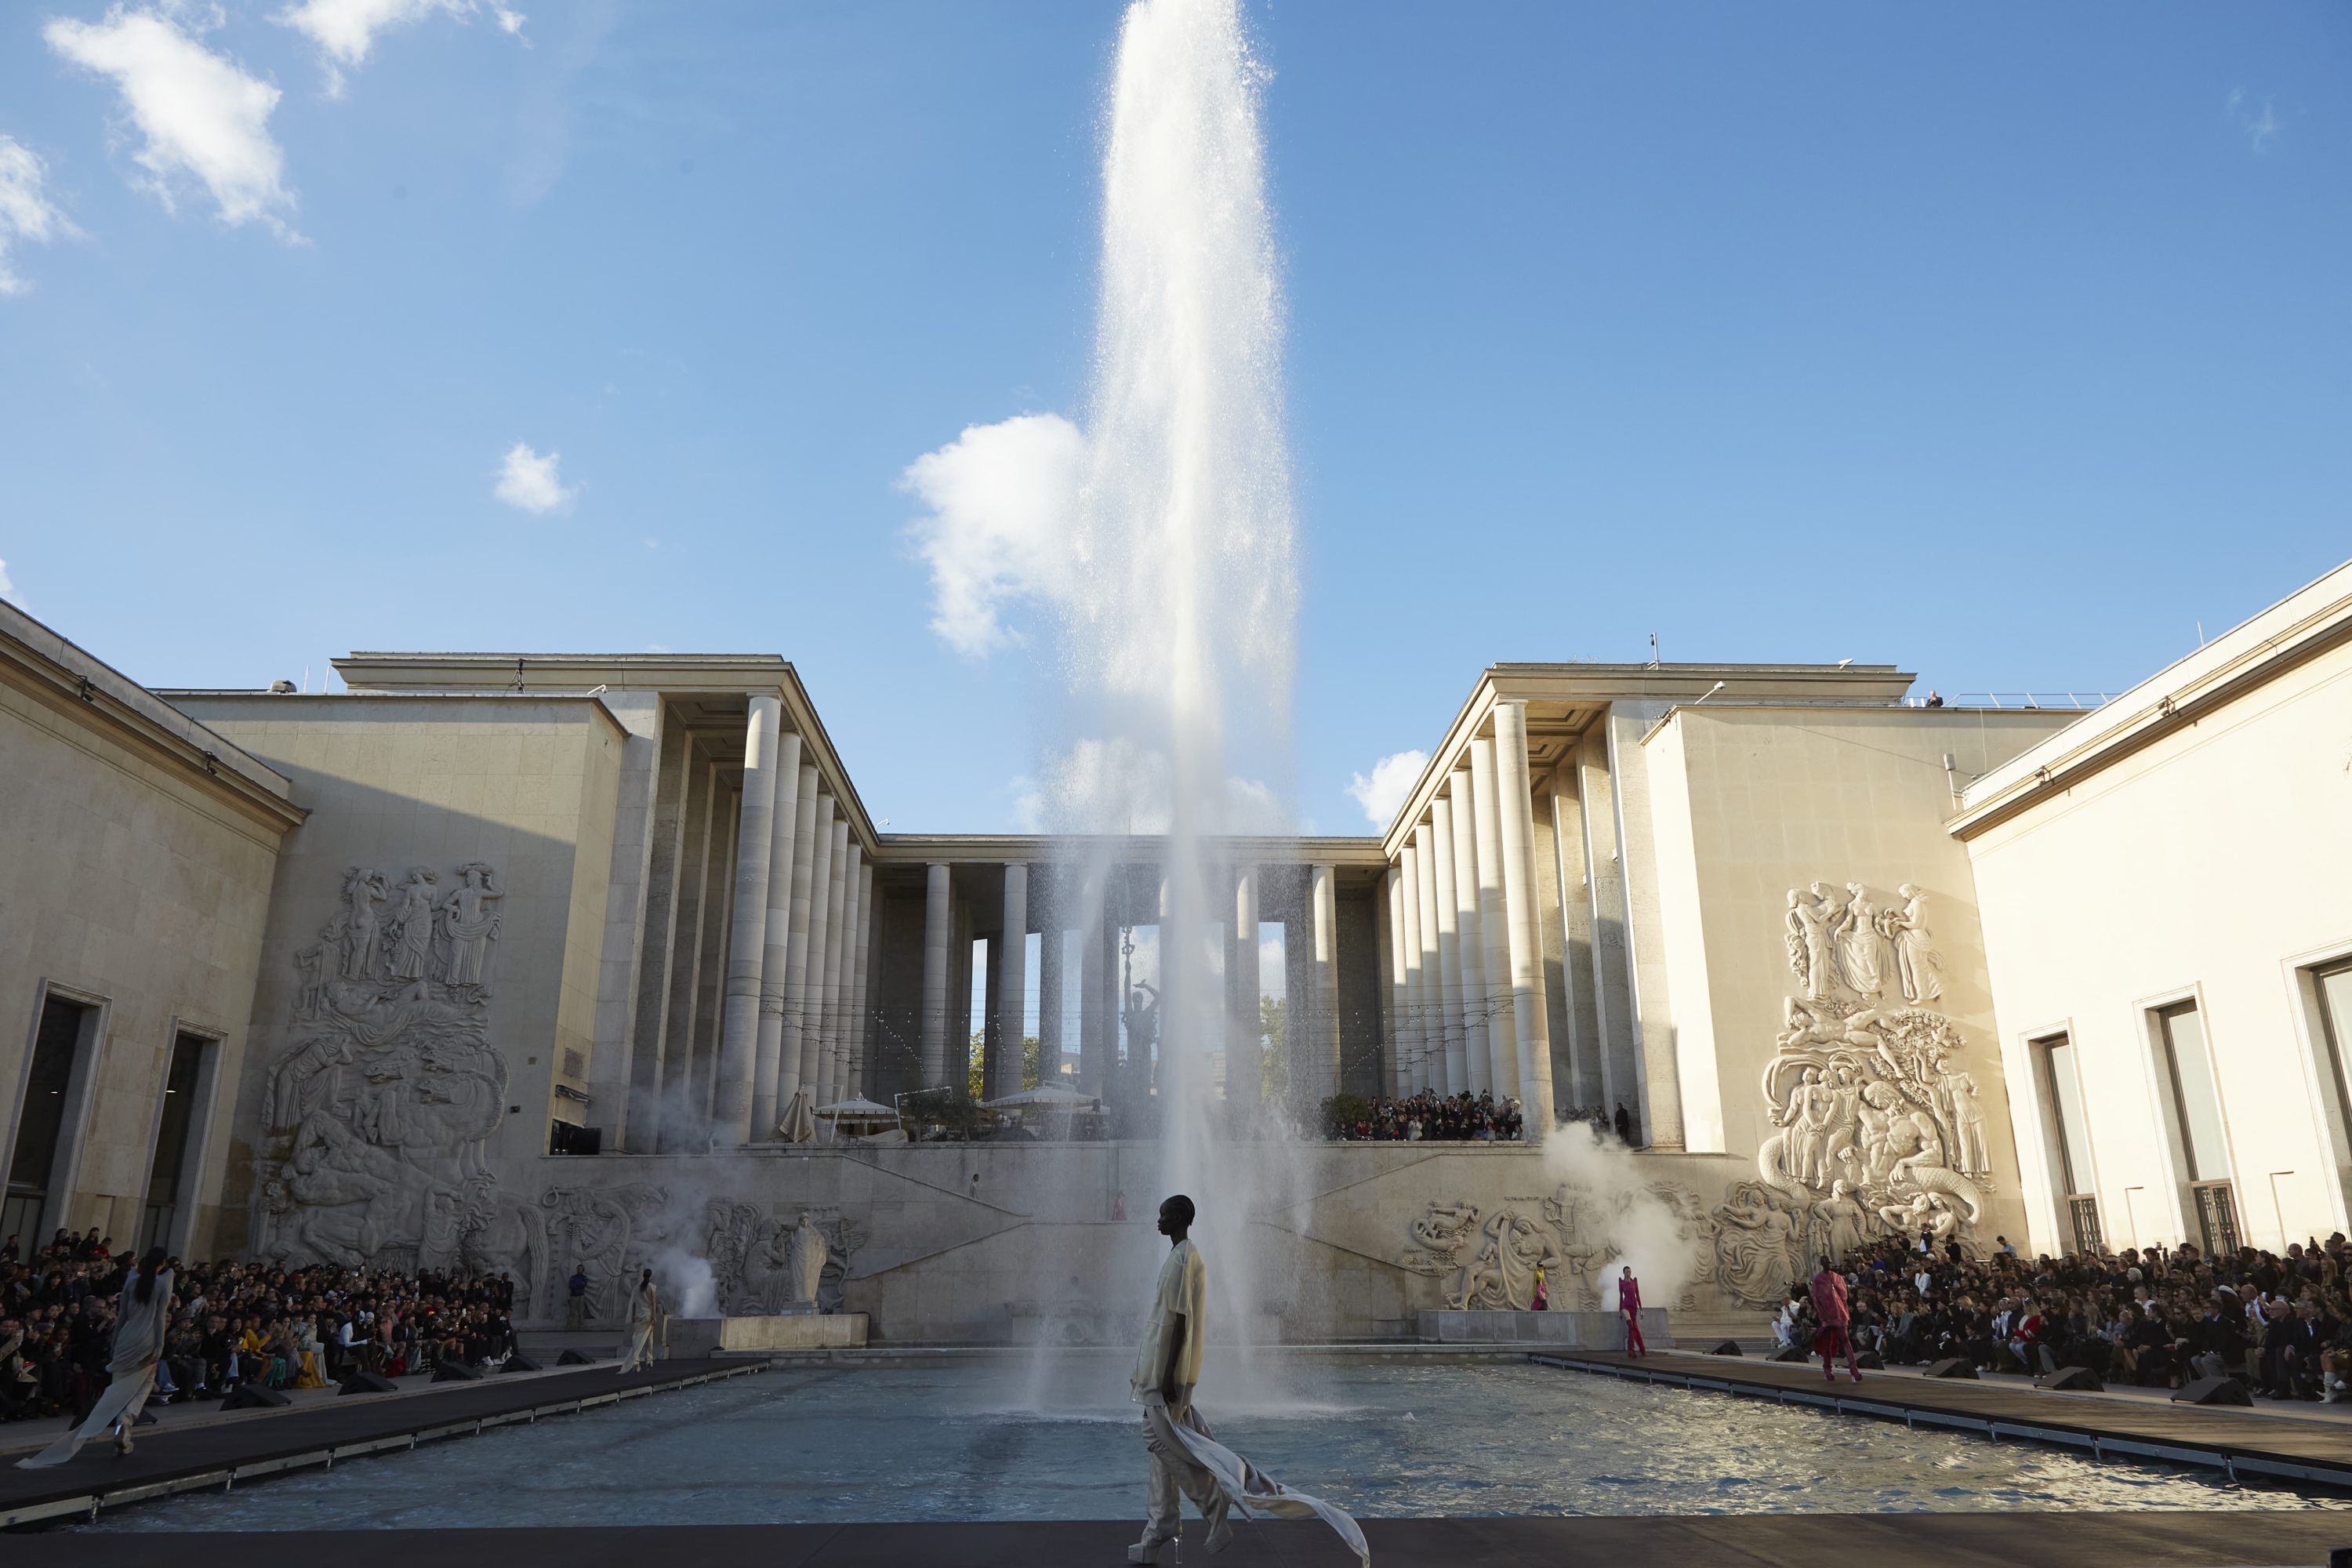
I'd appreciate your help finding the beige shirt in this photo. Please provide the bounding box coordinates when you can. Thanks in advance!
[1132,1238,1207,1402]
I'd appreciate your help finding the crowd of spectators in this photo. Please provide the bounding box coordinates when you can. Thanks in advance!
[0,1227,521,1424]
[1326,1091,1523,1142]
[1771,1230,2352,1402]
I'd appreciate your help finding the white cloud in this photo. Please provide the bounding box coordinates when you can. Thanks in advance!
[1345,749,1427,829]
[493,441,575,514]
[275,0,527,92]
[45,6,300,238]
[2227,88,2281,152]
[899,412,1087,658]
[0,136,78,296]
[0,557,24,610]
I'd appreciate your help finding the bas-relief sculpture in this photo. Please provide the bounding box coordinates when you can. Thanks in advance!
[702,1200,864,1316]
[1709,877,1988,1307]
[1400,1181,1714,1314]
[252,863,539,1302]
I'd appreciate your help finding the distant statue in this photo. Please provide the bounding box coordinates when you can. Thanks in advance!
[385,869,439,981]
[292,943,328,1019]
[788,1211,828,1308]
[439,862,503,987]
[1784,889,1838,1000]
[1943,1068,1989,1175]
[1885,884,1945,1004]
[1123,980,1160,1060]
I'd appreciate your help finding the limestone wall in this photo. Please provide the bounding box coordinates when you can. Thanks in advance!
[174,695,627,1269]
[1964,633,2352,1254]
[0,666,287,1254]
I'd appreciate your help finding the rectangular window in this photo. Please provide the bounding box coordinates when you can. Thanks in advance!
[137,1033,209,1255]
[2036,1033,2100,1254]
[2313,960,2352,1147]
[4,994,93,1248]
[2157,1000,2230,1181]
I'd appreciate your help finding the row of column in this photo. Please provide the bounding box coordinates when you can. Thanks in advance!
[903,859,1345,1106]
[1383,701,1555,1142]
[705,695,877,1143]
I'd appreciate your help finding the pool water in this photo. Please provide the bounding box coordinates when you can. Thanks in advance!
[74,1357,2350,1529]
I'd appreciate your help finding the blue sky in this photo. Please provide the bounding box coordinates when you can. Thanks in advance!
[2,2,2346,835]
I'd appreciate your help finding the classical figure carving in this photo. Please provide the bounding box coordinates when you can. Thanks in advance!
[326,868,389,980]
[1403,1178,1709,1314]
[1886,884,1944,1004]
[1721,876,1997,1295]
[439,862,503,989]
[385,869,439,982]
[541,1182,673,1322]
[257,862,524,1305]
[789,1212,829,1307]
[1833,882,1889,1001]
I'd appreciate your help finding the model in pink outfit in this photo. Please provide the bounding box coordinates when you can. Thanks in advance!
[1809,1256,1862,1382]
[1617,1267,1646,1356]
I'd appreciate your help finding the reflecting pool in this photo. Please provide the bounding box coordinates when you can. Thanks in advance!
[75,1357,2349,1529]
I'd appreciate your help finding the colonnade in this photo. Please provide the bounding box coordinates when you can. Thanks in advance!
[644,692,880,1147]
[1382,701,1555,1142]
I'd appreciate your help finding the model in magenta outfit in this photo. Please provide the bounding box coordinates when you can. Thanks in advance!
[1809,1256,1862,1383]
[1617,1266,1646,1357]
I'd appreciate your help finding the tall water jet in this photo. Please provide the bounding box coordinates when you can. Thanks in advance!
[1061,0,1298,1350]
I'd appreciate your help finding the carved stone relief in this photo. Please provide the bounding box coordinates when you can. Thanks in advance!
[539,1182,673,1323]
[701,1200,866,1316]
[251,863,527,1298]
[1712,877,1984,1306]
[1401,1178,1711,1313]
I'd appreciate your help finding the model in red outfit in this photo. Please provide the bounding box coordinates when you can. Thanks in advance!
[1809,1256,1862,1382]
[1618,1267,1646,1356]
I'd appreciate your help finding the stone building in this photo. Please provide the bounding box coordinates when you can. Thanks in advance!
[3,561,2343,1338]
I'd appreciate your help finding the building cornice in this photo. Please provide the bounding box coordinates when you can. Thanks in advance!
[0,604,305,834]
[1947,560,2352,842]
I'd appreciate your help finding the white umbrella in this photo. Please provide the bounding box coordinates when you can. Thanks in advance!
[814,1097,900,1145]
[776,1088,817,1144]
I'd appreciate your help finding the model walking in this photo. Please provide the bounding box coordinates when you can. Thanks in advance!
[1617,1265,1646,1357]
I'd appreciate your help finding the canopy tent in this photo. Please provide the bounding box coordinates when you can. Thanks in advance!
[815,1098,901,1142]
[980,1083,1102,1111]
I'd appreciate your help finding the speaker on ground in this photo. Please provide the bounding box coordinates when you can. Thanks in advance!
[503,1350,541,1373]
[339,1371,399,1395]
[1708,1341,1744,1357]
[2172,1376,2252,1406]
[432,1359,485,1382]
[1926,1359,1980,1380]
[221,1385,290,1410]
[557,1348,594,1366]
[1769,1344,1811,1363]
[2038,1365,2103,1392]
[1854,1351,1885,1370]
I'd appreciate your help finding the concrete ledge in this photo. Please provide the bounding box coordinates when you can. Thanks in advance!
[668,1314,870,1355]
[1417,1308,1671,1347]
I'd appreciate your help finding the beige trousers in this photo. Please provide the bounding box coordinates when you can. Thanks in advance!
[1140,1388,1229,1544]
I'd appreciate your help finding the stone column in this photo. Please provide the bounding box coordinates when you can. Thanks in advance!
[1080,877,1109,1096]
[622,713,691,1152]
[1446,771,1493,1098]
[777,768,823,1109]
[1494,700,1556,1142]
[816,818,851,1102]
[995,862,1029,1100]
[1428,797,1468,1096]
[1410,823,1440,1094]
[829,844,863,1103]
[1037,877,1065,1087]
[1380,866,1404,1099]
[588,690,663,1152]
[1226,866,1262,1107]
[715,695,782,1143]
[1468,735,1522,1102]
[847,856,873,1101]
[788,794,836,1103]
[920,863,952,1091]
[1310,862,1341,1105]
[750,732,805,1138]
